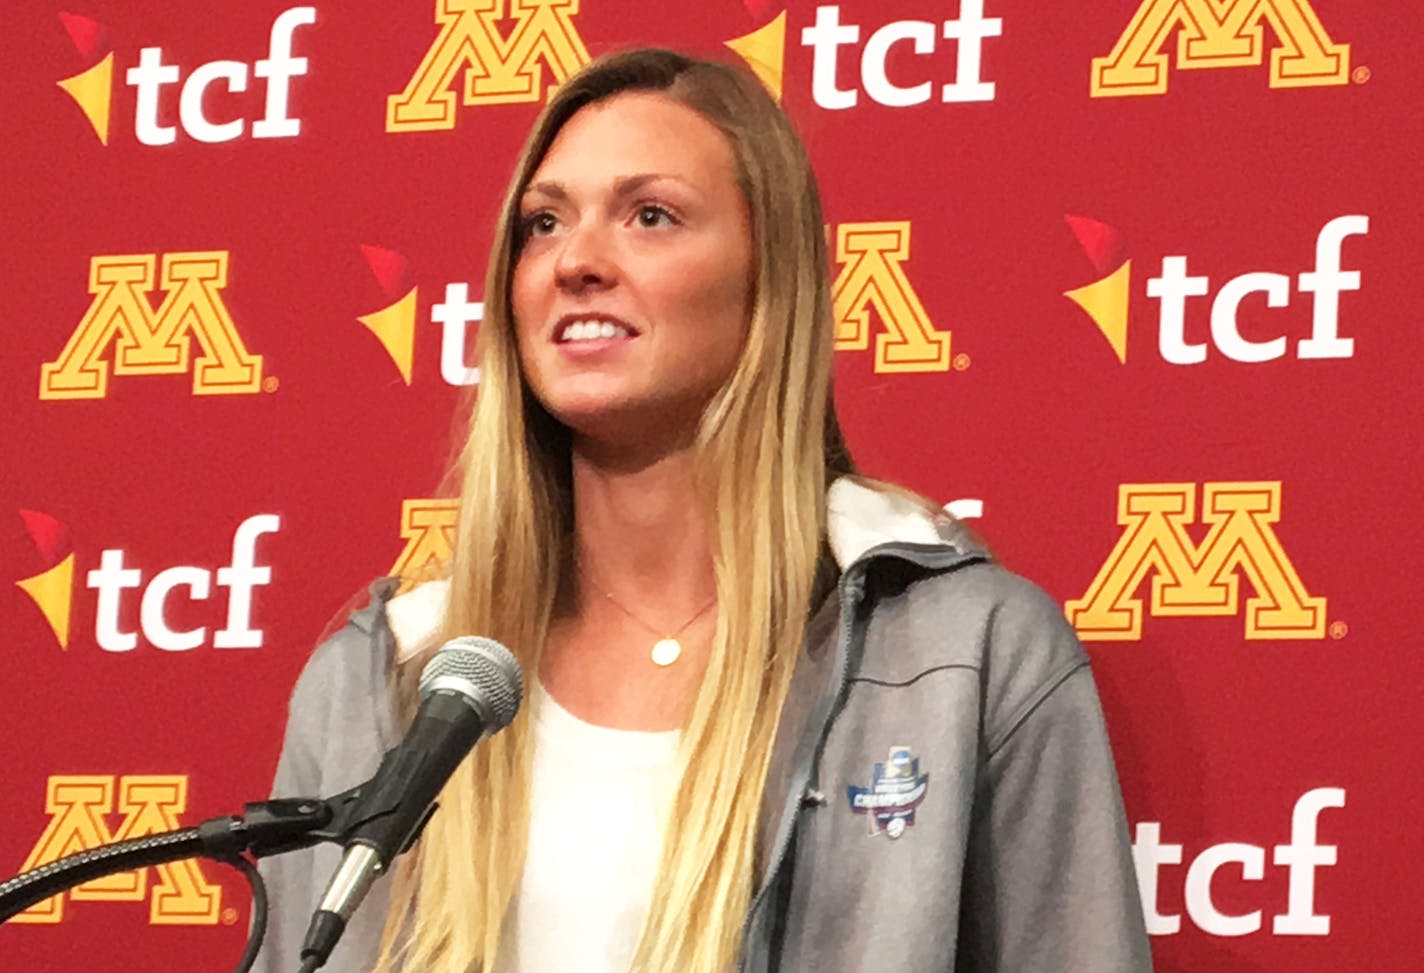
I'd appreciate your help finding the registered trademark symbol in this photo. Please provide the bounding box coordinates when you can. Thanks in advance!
[1351,66,1371,84]
[221,907,238,925]
[1329,621,1348,640]
[952,353,971,371]
[262,376,280,393]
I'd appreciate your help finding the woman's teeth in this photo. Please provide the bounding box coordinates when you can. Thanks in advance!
[560,320,627,342]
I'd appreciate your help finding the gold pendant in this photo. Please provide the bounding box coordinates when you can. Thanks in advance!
[651,638,681,667]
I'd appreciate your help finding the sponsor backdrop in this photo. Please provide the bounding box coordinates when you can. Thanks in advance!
[3,1,1417,970]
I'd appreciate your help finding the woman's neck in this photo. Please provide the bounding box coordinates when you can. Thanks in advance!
[540,439,718,731]
[568,441,716,620]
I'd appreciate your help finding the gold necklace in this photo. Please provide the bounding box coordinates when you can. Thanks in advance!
[579,563,716,666]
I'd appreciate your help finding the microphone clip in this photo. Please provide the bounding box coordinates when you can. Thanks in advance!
[196,776,438,866]
[195,789,365,863]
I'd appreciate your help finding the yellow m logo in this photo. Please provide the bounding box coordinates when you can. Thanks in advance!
[1066,482,1326,640]
[1091,0,1350,97]
[832,222,951,374]
[12,776,223,924]
[39,252,262,400]
[390,498,460,588]
[387,0,591,132]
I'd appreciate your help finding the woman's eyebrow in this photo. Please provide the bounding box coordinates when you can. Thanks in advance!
[522,173,699,205]
[612,172,695,197]
[522,179,567,202]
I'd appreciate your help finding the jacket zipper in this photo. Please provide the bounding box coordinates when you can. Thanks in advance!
[735,543,986,971]
[737,564,866,972]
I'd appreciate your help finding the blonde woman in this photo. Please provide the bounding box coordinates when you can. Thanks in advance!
[256,48,1152,973]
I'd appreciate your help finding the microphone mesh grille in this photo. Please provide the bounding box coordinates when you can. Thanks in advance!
[418,636,524,729]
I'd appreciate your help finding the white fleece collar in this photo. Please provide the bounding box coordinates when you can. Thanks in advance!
[824,476,952,569]
[384,577,450,664]
[385,477,956,662]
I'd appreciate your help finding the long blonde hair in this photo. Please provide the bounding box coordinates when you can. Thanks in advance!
[378,48,852,972]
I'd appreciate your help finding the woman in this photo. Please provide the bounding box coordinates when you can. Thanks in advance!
[258,48,1152,973]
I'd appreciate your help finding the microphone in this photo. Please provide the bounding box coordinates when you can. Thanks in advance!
[299,636,523,971]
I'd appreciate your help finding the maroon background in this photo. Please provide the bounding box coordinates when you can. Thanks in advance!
[3,1,1419,970]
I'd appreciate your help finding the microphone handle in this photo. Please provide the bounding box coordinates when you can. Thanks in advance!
[344,690,487,860]
[300,845,383,972]
[298,690,488,969]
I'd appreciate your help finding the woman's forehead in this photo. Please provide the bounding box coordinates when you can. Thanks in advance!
[528,92,737,194]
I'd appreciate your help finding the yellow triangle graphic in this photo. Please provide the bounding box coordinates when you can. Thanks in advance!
[359,287,419,384]
[725,11,787,102]
[17,554,75,649]
[57,52,114,146]
[1064,259,1132,364]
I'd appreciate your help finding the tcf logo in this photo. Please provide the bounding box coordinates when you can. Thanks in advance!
[1063,215,1367,366]
[725,2,1001,108]
[354,245,483,388]
[1133,788,1345,937]
[55,8,316,146]
[14,510,280,652]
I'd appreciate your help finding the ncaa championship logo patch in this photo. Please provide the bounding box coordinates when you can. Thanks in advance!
[847,746,929,838]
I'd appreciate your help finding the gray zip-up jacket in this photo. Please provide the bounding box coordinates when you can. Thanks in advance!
[255,479,1153,972]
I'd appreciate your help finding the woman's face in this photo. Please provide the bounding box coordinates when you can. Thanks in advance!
[511,91,754,449]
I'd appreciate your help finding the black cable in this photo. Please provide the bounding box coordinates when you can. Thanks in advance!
[216,854,266,973]
[0,828,204,921]
[298,956,322,973]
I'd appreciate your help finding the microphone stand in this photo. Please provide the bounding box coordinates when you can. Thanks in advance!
[0,790,363,923]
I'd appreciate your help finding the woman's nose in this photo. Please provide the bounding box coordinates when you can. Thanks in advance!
[554,219,617,293]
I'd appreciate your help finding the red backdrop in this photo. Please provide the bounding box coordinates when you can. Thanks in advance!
[4,2,1419,970]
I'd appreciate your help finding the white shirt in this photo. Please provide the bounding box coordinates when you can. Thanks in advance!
[499,683,681,973]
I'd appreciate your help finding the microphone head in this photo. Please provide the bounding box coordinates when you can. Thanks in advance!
[418,636,524,730]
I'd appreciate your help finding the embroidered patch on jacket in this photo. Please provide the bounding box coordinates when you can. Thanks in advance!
[846,745,929,838]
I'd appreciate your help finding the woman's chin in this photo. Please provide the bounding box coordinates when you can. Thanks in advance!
[552,396,703,461]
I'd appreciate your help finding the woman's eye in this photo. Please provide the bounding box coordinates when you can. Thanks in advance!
[522,212,557,237]
[635,204,675,228]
